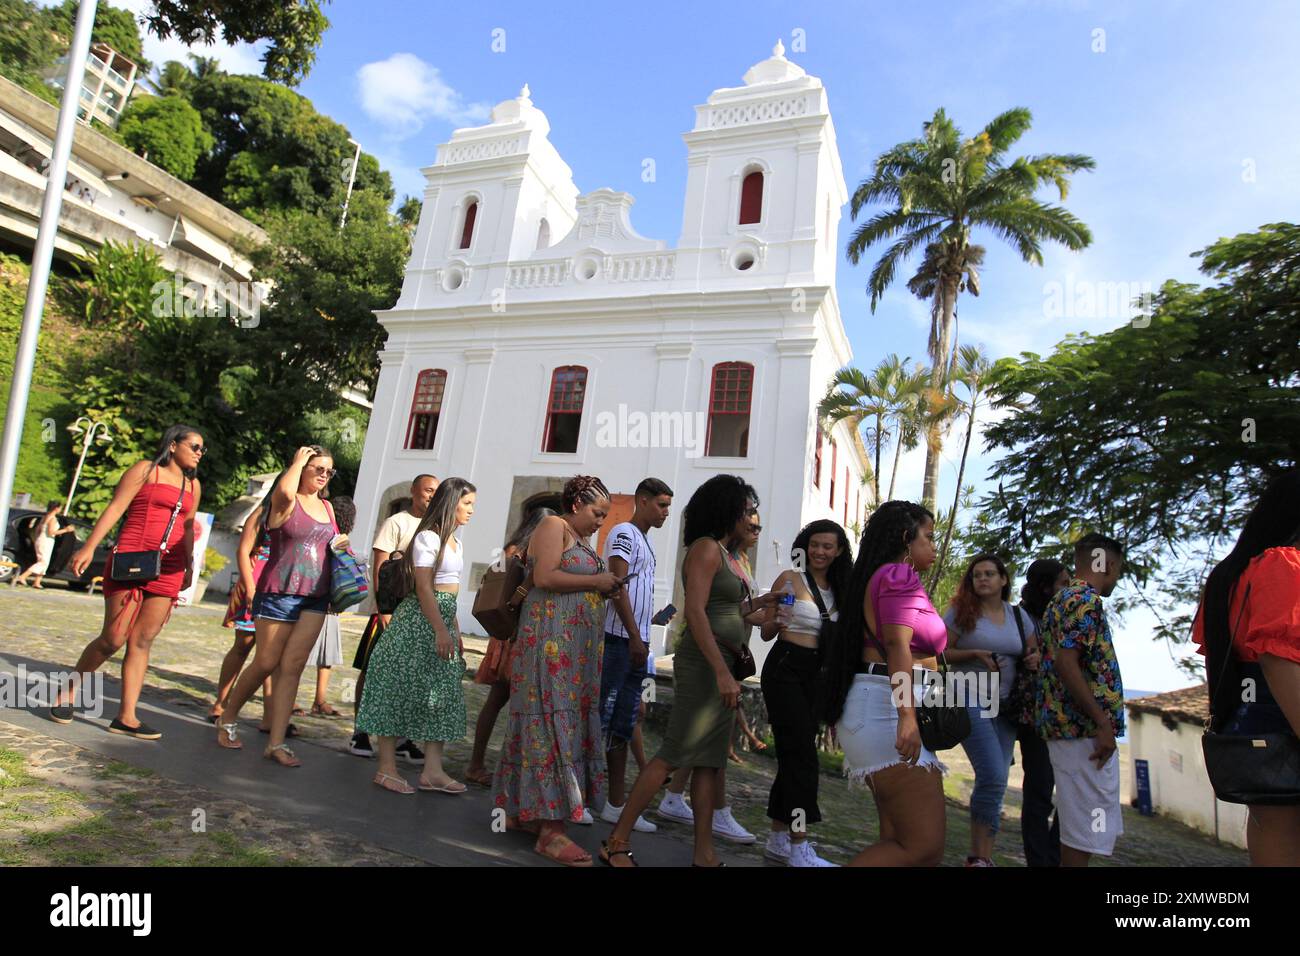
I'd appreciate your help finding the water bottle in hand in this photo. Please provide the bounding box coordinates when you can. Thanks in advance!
[778,581,796,626]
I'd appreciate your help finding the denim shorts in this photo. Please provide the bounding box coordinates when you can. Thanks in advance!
[253,591,330,623]
[835,674,945,784]
[600,633,648,747]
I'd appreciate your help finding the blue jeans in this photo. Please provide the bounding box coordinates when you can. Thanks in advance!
[600,633,647,748]
[961,702,1018,832]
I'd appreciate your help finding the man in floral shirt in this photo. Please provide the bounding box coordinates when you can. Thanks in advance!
[1036,532,1126,866]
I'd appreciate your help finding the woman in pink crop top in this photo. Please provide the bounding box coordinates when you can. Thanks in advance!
[820,500,947,867]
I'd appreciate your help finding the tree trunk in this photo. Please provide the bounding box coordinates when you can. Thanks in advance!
[873,412,883,505]
[929,405,977,591]
[921,273,961,509]
[887,432,905,501]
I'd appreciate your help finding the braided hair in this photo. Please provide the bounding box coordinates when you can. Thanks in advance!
[562,475,611,514]
[820,500,934,725]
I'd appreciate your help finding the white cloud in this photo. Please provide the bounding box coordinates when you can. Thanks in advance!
[356,53,490,137]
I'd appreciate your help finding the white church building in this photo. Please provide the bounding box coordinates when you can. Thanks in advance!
[353,43,872,650]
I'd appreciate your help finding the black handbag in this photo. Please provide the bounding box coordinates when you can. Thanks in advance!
[109,471,188,583]
[375,549,414,614]
[1201,584,1300,806]
[866,608,970,751]
[916,653,972,752]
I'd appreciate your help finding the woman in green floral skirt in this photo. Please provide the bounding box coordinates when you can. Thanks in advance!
[357,478,476,794]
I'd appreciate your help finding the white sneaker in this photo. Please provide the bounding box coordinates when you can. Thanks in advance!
[657,792,694,824]
[787,840,838,867]
[600,801,658,833]
[764,830,792,863]
[711,806,756,844]
[576,808,593,825]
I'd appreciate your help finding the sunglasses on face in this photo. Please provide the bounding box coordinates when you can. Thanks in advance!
[308,464,337,478]
[177,442,206,456]
[749,523,763,534]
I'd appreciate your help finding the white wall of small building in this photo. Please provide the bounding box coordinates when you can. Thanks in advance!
[1128,710,1248,848]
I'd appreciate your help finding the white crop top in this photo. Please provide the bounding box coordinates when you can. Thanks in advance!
[787,586,838,635]
[410,530,463,584]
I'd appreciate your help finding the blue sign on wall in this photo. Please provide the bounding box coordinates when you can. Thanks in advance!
[1134,758,1153,816]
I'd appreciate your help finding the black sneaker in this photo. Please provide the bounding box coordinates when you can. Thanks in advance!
[108,718,162,740]
[49,704,74,724]
[349,731,374,758]
[395,739,425,765]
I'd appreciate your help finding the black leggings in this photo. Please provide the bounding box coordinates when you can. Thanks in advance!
[761,642,823,827]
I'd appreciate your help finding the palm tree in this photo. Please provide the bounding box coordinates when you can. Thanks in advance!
[884,362,927,500]
[908,241,985,380]
[153,60,194,98]
[820,354,917,504]
[187,54,223,80]
[846,106,1094,508]
[928,345,994,589]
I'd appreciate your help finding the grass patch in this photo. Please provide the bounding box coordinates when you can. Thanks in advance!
[189,831,284,867]
[0,749,35,789]
[93,760,156,780]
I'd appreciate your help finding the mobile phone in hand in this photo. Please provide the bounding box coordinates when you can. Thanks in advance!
[651,604,677,626]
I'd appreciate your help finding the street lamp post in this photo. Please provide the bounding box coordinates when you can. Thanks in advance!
[339,138,361,229]
[0,0,98,540]
[65,416,111,515]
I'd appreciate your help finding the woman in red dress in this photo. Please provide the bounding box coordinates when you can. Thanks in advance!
[50,425,204,738]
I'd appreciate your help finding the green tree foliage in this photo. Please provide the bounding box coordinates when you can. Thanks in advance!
[250,188,408,398]
[117,95,214,180]
[186,72,391,221]
[976,222,1300,641]
[143,0,330,85]
[43,0,148,68]
[82,240,169,332]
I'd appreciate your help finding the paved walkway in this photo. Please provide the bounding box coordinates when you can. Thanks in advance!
[0,644,750,867]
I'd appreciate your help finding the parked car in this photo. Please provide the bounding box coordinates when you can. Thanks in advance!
[1,509,115,589]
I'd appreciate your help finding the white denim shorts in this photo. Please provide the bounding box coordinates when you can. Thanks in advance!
[1047,737,1124,856]
[836,674,945,785]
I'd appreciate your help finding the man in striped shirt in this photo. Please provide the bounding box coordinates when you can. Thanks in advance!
[599,478,673,830]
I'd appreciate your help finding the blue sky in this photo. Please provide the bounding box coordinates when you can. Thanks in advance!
[121,0,1299,690]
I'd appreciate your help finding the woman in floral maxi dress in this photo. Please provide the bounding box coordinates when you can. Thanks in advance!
[493,475,623,866]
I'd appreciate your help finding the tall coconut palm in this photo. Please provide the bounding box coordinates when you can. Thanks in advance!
[847,106,1094,508]
[908,241,985,380]
[928,344,994,589]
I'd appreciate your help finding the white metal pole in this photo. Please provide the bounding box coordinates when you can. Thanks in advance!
[64,420,104,514]
[0,0,99,543]
[339,138,361,229]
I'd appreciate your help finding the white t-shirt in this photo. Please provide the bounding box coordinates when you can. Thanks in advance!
[372,510,422,555]
[602,521,655,643]
[411,530,463,585]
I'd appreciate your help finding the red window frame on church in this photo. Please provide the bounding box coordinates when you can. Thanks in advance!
[542,365,588,453]
[739,170,763,225]
[704,362,754,457]
[404,369,447,450]
[844,466,850,525]
[813,427,823,488]
[458,200,478,250]
[829,439,837,509]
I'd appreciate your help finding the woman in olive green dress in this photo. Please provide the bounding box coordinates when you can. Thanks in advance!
[603,474,780,867]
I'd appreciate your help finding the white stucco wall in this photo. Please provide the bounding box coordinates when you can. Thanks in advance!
[1128,710,1249,848]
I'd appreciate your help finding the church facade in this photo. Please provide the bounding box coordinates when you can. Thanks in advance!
[353,43,872,643]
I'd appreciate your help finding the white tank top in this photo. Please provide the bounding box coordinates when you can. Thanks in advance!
[787,585,838,635]
[411,530,463,585]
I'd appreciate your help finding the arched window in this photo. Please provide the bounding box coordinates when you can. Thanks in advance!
[536,218,550,250]
[405,369,447,450]
[739,170,763,225]
[458,199,478,249]
[829,439,837,509]
[542,366,588,453]
[814,427,823,488]
[705,362,754,457]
